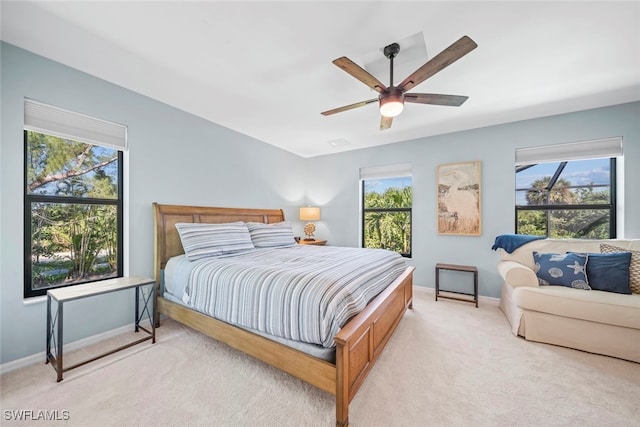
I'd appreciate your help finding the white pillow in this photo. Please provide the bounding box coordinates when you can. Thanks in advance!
[175,221,254,261]
[246,221,296,248]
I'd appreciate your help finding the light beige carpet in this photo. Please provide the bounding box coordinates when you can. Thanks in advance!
[2,289,639,427]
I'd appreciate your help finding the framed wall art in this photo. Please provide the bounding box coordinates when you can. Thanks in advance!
[437,160,481,236]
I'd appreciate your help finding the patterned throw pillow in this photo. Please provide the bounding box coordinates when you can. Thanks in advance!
[245,221,296,248]
[600,243,640,294]
[533,251,590,289]
[175,221,255,261]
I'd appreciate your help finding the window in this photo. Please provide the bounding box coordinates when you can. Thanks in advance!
[23,100,126,298]
[515,138,622,239]
[360,164,412,257]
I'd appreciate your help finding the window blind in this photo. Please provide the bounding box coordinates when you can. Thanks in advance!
[515,137,622,166]
[24,99,128,150]
[360,163,412,180]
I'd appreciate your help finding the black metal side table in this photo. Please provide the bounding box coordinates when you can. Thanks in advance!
[435,263,478,307]
[46,276,156,381]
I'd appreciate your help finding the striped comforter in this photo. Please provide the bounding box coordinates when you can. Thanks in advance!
[167,245,406,348]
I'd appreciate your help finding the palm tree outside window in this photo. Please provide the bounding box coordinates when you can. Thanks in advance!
[515,158,616,238]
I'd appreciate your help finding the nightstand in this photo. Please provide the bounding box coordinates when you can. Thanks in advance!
[298,239,327,246]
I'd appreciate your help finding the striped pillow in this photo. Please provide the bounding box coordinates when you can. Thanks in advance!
[246,221,296,248]
[175,221,255,261]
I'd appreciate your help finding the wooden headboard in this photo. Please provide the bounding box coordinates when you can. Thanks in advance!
[153,203,285,282]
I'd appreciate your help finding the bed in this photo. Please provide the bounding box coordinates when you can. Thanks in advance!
[153,203,415,426]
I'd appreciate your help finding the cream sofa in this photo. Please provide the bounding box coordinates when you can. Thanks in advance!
[497,238,640,363]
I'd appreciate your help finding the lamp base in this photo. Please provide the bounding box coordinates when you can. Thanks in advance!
[303,223,316,241]
[303,238,316,242]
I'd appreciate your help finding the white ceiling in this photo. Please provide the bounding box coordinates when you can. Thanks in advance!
[2,1,639,158]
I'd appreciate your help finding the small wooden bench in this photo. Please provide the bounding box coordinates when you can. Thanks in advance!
[435,263,478,307]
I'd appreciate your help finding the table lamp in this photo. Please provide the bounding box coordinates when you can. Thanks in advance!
[299,206,320,241]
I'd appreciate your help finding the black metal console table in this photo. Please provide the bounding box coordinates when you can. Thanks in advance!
[46,276,156,381]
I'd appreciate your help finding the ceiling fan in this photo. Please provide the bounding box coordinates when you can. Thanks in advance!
[321,35,478,130]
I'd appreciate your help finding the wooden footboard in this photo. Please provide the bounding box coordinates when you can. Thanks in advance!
[153,203,415,426]
[334,266,414,426]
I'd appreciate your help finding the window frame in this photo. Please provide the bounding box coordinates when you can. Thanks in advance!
[514,157,617,238]
[360,178,413,258]
[23,130,124,299]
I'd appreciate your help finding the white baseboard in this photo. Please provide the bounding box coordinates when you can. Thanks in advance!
[0,323,135,375]
[413,284,500,304]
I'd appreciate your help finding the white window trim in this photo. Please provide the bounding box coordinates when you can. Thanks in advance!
[515,137,622,165]
[359,162,412,180]
[24,98,127,150]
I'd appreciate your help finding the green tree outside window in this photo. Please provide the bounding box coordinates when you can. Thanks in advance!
[24,131,123,297]
[362,178,412,257]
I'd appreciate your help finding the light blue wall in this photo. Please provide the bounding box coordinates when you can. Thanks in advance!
[0,42,306,364]
[306,101,640,295]
[2,41,639,365]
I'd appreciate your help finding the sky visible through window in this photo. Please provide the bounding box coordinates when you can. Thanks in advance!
[364,176,412,194]
[516,158,610,205]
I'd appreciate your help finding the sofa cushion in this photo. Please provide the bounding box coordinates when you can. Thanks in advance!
[499,239,640,270]
[584,252,632,294]
[513,286,640,329]
[533,251,590,289]
[600,243,640,294]
[501,239,602,269]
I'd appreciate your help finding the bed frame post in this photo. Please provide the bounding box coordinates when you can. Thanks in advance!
[153,202,163,328]
[336,343,349,427]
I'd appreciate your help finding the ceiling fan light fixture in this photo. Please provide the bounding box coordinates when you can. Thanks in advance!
[323,36,477,129]
[379,91,404,117]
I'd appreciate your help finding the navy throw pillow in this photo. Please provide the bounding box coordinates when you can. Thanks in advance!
[533,252,590,289]
[582,252,631,294]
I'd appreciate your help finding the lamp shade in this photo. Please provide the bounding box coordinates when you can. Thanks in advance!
[299,206,320,221]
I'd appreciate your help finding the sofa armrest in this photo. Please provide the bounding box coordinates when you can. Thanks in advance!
[497,260,539,288]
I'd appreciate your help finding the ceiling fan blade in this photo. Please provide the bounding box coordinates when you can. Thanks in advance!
[380,115,393,130]
[404,93,469,106]
[321,98,378,116]
[333,57,387,93]
[398,36,477,92]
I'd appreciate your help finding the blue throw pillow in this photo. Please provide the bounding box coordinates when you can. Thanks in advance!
[582,252,631,294]
[533,252,590,289]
